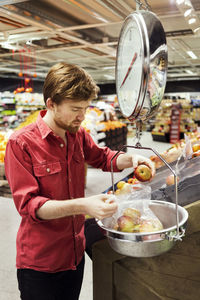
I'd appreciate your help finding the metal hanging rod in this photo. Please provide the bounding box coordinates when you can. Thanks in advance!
[135,0,151,11]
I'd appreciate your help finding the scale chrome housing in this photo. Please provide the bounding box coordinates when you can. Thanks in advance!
[116,10,168,122]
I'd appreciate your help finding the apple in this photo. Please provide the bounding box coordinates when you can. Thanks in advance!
[192,143,200,152]
[123,208,141,223]
[127,178,139,184]
[134,164,152,182]
[120,183,132,194]
[166,174,180,186]
[115,189,121,195]
[192,150,200,158]
[107,190,113,194]
[117,215,135,232]
[116,181,126,189]
[139,219,163,233]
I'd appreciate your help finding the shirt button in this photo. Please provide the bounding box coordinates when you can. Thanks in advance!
[46,168,50,173]
[60,143,64,147]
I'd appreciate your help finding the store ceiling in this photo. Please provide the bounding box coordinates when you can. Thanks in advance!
[0,0,200,85]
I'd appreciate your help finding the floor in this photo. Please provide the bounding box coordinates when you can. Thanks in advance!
[0,132,171,300]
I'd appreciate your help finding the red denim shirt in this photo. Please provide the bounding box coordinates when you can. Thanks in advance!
[5,110,121,273]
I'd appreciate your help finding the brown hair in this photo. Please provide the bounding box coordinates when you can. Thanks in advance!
[43,62,99,105]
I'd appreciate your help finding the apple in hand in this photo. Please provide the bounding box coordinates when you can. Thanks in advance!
[134,164,152,182]
[117,215,135,233]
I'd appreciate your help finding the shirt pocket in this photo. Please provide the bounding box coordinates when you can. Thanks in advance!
[33,161,63,199]
[33,161,62,177]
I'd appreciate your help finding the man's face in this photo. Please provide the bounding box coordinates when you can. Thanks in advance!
[52,99,91,133]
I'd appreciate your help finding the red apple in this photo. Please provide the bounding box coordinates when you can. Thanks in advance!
[192,150,200,158]
[117,215,135,233]
[166,174,180,186]
[134,164,152,182]
[139,219,163,233]
[123,208,141,223]
[127,178,139,184]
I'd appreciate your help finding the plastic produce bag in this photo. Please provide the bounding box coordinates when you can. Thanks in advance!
[107,185,163,233]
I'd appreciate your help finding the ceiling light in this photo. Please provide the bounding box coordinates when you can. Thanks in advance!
[194,27,200,33]
[185,69,194,74]
[176,0,184,5]
[104,74,115,79]
[184,8,192,17]
[188,18,196,24]
[184,0,192,7]
[103,66,115,70]
[187,51,197,59]
[0,0,29,5]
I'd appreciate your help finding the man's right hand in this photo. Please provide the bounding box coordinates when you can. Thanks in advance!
[82,194,118,220]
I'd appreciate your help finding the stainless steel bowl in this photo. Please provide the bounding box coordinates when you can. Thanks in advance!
[97,200,188,257]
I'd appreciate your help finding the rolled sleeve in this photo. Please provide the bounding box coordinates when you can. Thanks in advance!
[5,138,50,222]
[83,129,124,172]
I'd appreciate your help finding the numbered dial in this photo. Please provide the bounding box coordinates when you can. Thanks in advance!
[116,15,144,119]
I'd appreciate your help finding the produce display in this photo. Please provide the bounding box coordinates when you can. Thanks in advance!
[150,131,200,169]
[0,131,9,163]
[151,98,197,142]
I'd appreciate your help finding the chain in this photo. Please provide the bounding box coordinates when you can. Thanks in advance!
[134,0,151,11]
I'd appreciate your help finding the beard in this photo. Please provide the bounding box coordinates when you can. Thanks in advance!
[54,117,80,133]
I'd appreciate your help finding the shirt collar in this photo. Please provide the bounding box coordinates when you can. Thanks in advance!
[36,110,53,139]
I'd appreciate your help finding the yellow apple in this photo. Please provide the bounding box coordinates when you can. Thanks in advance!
[134,164,152,182]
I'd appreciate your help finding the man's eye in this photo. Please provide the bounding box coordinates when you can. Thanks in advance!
[72,109,79,112]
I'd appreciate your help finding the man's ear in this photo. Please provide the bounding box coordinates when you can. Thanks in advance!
[46,98,55,110]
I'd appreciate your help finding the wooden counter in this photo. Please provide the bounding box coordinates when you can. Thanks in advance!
[92,201,200,300]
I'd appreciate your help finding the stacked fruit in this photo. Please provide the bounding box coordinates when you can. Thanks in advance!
[114,178,139,195]
[113,207,163,233]
[0,132,8,163]
[15,110,39,130]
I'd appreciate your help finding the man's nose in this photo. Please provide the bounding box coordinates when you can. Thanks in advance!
[77,111,85,121]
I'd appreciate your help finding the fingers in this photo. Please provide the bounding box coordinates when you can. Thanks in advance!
[97,195,118,220]
[142,159,156,177]
[132,155,156,177]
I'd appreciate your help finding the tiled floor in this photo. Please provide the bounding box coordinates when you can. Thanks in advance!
[0,132,171,299]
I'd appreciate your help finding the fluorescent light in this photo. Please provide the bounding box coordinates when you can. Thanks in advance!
[188,18,196,24]
[187,51,197,59]
[194,27,200,33]
[103,66,115,70]
[184,8,192,17]
[185,69,194,74]
[104,74,115,79]
[176,0,184,5]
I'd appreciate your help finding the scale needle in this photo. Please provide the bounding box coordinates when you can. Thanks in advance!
[120,52,137,88]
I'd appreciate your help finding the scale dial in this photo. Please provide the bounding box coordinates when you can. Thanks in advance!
[116,15,145,119]
[116,11,167,121]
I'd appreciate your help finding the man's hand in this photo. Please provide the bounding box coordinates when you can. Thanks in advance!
[132,154,155,177]
[82,194,118,220]
[116,153,155,177]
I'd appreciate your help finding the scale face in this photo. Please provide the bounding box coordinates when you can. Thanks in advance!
[116,10,168,122]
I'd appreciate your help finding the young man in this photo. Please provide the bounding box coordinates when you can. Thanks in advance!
[5,62,155,300]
